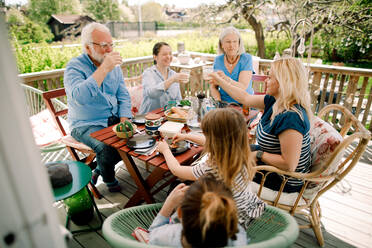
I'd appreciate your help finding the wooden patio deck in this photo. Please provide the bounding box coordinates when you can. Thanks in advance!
[53,142,372,248]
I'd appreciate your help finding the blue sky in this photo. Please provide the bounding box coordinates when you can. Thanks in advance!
[5,0,226,8]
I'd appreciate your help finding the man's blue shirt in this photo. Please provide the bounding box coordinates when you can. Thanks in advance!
[64,53,132,130]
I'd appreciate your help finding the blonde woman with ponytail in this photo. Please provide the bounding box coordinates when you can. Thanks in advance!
[157,108,265,229]
[209,57,313,193]
[149,176,247,247]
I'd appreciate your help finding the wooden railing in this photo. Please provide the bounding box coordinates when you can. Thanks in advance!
[19,52,372,132]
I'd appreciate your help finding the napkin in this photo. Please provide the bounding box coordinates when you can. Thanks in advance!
[134,143,157,156]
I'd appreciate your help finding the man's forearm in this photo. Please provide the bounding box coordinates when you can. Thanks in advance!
[92,65,110,87]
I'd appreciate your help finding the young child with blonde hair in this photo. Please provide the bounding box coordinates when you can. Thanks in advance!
[157,108,265,229]
[149,176,247,247]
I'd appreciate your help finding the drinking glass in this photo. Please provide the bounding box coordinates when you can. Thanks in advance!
[203,65,213,81]
[180,69,191,83]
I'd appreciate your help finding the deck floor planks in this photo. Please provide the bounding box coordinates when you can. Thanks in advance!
[57,147,371,248]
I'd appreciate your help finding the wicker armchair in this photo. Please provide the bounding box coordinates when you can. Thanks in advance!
[102,203,299,248]
[252,104,371,246]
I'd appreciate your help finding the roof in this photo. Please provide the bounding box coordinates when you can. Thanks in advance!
[47,14,94,25]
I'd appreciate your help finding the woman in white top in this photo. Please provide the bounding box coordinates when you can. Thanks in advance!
[139,42,188,114]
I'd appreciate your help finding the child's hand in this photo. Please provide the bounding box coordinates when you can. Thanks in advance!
[172,133,186,143]
[157,140,170,154]
[168,183,189,204]
[160,183,189,217]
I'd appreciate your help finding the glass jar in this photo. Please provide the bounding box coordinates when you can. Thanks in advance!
[63,187,93,226]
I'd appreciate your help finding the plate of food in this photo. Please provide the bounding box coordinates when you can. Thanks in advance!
[166,139,189,155]
[164,106,190,123]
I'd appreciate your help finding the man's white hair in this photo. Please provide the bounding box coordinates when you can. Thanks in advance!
[81,22,111,53]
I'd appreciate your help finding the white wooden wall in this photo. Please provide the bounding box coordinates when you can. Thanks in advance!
[0,16,66,248]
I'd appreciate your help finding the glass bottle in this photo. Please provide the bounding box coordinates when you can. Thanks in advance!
[197,92,206,122]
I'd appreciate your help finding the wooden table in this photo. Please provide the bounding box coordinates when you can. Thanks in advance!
[90,108,203,208]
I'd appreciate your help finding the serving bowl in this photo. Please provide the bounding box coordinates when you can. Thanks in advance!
[113,123,137,139]
[177,53,191,65]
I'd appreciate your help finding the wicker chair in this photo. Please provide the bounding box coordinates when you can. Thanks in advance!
[21,84,68,162]
[102,203,299,248]
[252,104,371,246]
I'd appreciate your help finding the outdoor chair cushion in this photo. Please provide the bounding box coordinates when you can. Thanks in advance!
[303,116,344,200]
[251,182,307,206]
[61,135,93,152]
[30,109,69,147]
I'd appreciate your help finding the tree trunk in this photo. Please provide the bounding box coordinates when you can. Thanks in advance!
[245,13,266,58]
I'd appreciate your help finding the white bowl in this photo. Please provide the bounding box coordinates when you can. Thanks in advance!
[158,121,184,138]
[178,54,190,65]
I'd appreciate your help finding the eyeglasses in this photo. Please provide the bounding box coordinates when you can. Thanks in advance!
[91,42,114,49]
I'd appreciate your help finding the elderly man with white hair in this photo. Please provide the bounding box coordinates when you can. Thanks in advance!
[64,22,131,193]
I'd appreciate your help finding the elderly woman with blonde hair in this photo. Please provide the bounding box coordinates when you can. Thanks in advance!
[209,57,313,193]
[211,26,254,104]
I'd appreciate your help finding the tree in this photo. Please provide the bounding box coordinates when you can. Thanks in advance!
[201,0,371,61]
[198,0,267,58]
[6,8,54,43]
[270,0,371,61]
[140,1,163,22]
[28,0,81,23]
[83,0,120,22]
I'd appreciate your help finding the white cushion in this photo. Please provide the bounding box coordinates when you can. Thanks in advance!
[30,109,69,147]
[251,182,307,206]
[61,135,93,152]
[303,117,344,200]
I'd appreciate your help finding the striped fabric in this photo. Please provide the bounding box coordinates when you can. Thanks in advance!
[257,122,311,186]
[191,155,266,229]
[256,95,311,188]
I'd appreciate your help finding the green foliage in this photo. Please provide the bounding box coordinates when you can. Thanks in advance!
[6,9,54,44]
[83,0,120,21]
[264,37,291,60]
[140,1,163,22]
[13,43,81,73]
[13,31,260,74]
[156,21,200,30]
[321,29,371,63]
[28,0,80,23]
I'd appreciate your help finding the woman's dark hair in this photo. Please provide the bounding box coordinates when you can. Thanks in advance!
[181,175,239,247]
[153,42,170,64]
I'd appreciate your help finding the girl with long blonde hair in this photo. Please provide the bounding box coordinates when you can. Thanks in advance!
[209,57,313,193]
[157,108,265,229]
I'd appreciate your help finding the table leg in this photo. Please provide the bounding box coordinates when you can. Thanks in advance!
[118,150,155,205]
[124,166,174,208]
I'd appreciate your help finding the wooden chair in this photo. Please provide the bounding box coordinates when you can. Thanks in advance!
[252,104,371,246]
[21,84,68,162]
[42,88,102,199]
